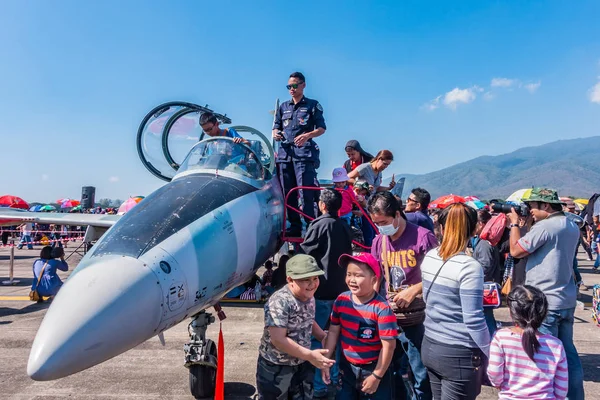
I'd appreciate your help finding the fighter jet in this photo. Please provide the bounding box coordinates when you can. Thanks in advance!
[0,101,284,399]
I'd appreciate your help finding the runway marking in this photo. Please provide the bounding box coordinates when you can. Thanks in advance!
[0,295,50,301]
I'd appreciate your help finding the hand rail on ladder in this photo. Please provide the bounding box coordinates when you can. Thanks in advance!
[281,186,378,250]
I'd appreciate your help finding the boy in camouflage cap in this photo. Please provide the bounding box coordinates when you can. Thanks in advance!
[256,254,335,400]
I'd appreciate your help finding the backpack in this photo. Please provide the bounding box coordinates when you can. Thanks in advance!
[480,213,507,246]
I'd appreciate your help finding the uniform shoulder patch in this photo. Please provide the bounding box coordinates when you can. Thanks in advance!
[316,102,323,112]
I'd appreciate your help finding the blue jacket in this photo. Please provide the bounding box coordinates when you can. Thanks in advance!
[272,96,326,163]
[32,258,69,296]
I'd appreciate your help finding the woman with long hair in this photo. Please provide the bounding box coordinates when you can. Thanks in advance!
[343,139,373,173]
[347,149,395,193]
[420,203,490,399]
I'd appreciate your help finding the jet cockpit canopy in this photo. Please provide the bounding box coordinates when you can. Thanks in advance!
[176,138,268,181]
[137,101,274,182]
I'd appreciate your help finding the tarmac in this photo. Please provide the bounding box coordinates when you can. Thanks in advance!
[0,239,599,399]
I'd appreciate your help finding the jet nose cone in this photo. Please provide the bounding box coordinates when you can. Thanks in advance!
[27,257,163,380]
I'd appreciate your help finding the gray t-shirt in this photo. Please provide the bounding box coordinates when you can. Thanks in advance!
[518,212,579,310]
[259,285,315,365]
[355,162,382,188]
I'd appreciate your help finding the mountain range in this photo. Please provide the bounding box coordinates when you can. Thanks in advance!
[392,136,600,200]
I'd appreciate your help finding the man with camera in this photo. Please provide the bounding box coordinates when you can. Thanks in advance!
[508,187,584,400]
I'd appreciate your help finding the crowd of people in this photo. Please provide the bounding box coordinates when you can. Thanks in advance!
[254,71,593,400]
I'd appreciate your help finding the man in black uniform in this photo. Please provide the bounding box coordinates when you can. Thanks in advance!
[272,72,326,236]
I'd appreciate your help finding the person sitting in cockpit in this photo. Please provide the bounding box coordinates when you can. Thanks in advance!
[199,112,249,145]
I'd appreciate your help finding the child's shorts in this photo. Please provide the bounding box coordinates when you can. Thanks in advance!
[256,356,313,400]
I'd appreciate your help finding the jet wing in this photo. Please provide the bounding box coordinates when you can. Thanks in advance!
[0,209,120,228]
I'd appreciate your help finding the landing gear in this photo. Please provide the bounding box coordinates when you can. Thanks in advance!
[184,311,217,399]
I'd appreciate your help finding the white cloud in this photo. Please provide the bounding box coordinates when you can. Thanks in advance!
[422,95,441,111]
[590,80,600,104]
[483,91,496,101]
[443,87,478,110]
[524,81,541,93]
[41,174,49,181]
[490,77,518,88]
[109,176,120,182]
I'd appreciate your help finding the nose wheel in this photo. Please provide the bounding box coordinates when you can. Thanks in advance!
[184,311,218,399]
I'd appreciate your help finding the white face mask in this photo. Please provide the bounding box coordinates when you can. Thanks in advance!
[378,216,399,236]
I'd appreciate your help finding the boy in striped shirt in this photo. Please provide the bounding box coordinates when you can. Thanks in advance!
[322,253,397,399]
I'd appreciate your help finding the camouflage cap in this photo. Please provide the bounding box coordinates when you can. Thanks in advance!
[523,187,565,205]
[354,180,371,193]
[286,254,324,279]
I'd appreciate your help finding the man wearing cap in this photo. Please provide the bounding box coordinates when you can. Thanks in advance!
[300,188,352,398]
[509,187,584,400]
[272,72,326,237]
[257,254,334,400]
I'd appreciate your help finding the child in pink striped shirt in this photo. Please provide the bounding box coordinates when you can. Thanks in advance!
[488,285,568,399]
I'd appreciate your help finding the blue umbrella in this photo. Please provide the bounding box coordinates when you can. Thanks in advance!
[29,205,43,212]
[466,200,486,210]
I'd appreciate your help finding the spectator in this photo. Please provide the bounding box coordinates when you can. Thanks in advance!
[368,191,437,400]
[353,179,376,247]
[347,150,396,193]
[421,203,490,400]
[509,187,584,400]
[31,246,69,299]
[472,209,501,337]
[199,111,247,144]
[488,285,568,399]
[271,255,289,291]
[322,253,397,399]
[256,254,333,400]
[331,167,356,225]
[300,188,353,398]
[404,187,435,232]
[1,225,10,246]
[262,260,274,287]
[343,140,373,173]
[17,223,34,250]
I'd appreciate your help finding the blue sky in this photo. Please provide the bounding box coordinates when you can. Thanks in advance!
[1,1,599,203]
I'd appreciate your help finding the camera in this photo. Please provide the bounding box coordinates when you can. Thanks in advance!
[492,203,530,217]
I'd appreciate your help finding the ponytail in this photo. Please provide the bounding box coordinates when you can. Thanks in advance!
[507,285,548,361]
[522,324,541,361]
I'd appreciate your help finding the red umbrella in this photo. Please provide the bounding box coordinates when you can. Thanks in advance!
[428,194,466,209]
[59,199,80,209]
[0,195,30,209]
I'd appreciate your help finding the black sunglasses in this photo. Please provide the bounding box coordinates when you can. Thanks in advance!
[286,82,304,90]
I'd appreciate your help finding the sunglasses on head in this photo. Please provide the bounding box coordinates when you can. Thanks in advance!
[286,82,303,90]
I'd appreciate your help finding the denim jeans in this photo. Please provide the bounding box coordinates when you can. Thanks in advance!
[337,356,392,400]
[483,308,497,338]
[394,324,431,400]
[18,234,33,249]
[538,308,585,400]
[573,257,582,284]
[312,299,339,396]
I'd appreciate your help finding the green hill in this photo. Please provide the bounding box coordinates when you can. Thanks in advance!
[393,136,600,200]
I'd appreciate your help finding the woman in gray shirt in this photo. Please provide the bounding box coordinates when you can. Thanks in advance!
[347,149,396,192]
